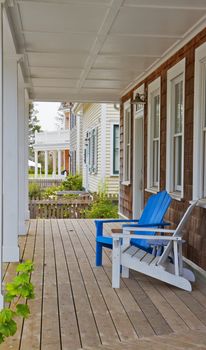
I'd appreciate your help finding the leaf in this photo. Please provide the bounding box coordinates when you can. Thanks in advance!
[0,309,14,323]
[0,319,17,337]
[16,304,30,319]
[16,260,34,273]
[4,293,15,303]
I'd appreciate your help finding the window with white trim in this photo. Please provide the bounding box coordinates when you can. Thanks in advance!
[123,101,131,183]
[166,59,185,198]
[147,77,160,190]
[88,127,98,174]
[112,124,120,175]
[193,42,206,200]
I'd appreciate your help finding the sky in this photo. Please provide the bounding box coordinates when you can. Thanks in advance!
[34,102,61,131]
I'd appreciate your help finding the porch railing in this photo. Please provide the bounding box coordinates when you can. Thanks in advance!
[29,178,64,189]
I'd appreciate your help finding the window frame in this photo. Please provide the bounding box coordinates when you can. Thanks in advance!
[147,77,161,192]
[166,58,185,200]
[193,42,206,201]
[111,123,120,176]
[122,100,131,185]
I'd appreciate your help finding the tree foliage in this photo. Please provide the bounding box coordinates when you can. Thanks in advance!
[29,103,41,159]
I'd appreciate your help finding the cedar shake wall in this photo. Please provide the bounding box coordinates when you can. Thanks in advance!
[120,27,206,268]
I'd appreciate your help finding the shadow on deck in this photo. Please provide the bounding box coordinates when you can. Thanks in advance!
[2,219,206,350]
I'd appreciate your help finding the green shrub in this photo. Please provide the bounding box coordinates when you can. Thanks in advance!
[0,260,35,344]
[62,174,83,191]
[29,183,42,199]
[84,196,118,218]
[42,185,62,199]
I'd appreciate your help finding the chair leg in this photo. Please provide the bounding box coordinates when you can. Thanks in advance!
[96,242,103,266]
[121,266,129,278]
[112,238,121,288]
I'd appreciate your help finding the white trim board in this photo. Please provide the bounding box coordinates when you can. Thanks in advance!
[193,42,206,200]
[166,58,185,199]
[147,77,161,192]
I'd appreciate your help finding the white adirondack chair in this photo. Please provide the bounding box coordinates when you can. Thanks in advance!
[112,201,197,291]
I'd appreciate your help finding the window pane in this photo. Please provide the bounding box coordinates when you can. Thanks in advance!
[174,135,182,189]
[175,80,183,134]
[153,95,160,138]
[113,125,120,174]
[153,140,159,186]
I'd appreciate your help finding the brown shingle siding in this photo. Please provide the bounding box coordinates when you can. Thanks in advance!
[120,27,206,268]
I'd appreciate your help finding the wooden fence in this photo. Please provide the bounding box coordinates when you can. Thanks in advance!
[29,199,92,219]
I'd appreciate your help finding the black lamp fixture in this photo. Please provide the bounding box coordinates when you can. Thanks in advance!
[131,92,146,105]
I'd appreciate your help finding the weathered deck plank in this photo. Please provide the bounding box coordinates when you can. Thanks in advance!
[2,219,206,350]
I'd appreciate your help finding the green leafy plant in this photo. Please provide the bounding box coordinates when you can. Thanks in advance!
[84,197,118,218]
[62,174,83,191]
[0,260,35,344]
[29,183,42,199]
[42,185,62,199]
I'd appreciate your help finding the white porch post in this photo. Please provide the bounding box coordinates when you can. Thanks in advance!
[18,64,26,235]
[3,56,20,262]
[34,150,38,178]
[45,150,48,178]
[52,150,56,177]
[24,93,30,220]
[0,2,4,307]
[58,150,61,177]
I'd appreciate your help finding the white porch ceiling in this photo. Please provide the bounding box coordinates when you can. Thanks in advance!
[5,0,206,102]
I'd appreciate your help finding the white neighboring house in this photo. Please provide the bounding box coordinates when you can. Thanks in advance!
[82,103,120,194]
[33,129,70,178]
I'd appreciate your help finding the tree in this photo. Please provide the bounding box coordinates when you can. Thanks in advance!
[29,103,41,159]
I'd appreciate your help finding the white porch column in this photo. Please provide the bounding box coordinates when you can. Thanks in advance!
[52,150,56,177]
[3,56,19,262]
[45,150,48,178]
[24,93,30,220]
[34,150,38,178]
[58,150,61,176]
[18,65,26,235]
[0,3,4,307]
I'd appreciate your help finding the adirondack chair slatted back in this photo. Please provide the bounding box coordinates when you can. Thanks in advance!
[130,191,171,250]
[157,201,197,266]
[138,191,171,225]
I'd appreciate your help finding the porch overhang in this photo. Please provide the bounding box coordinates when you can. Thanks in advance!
[4,0,206,103]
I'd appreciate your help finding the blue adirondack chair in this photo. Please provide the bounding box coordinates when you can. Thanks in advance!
[95,190,172,266]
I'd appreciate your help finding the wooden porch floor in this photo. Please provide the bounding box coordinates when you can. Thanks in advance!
[2,219,206,350]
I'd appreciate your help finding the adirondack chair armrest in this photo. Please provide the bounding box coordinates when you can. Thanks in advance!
[112,234,180,241]
[94,219,139,237]
[121,227,176,234]
[122,222,170,228]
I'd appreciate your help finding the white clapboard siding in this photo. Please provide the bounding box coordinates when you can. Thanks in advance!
[82,103,120,194]
[82,103,102,192]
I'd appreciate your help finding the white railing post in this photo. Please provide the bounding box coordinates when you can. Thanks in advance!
[58,150,61,177]
[52,150,56,177]
[45,150,48,178]
[34,150,38,178]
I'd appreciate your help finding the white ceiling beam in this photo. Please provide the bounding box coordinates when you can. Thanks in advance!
[77,0,124,90]
[124,3,206,10]
[17,0,110,6]
[21,29,182,40]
